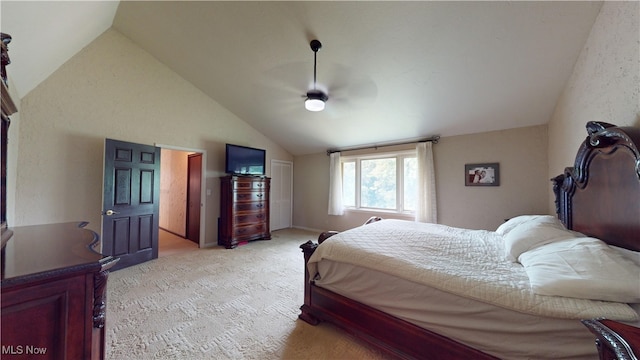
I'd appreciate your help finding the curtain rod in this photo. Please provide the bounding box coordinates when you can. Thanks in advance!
[326,136,440,156]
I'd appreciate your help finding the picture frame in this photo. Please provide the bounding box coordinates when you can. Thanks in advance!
[465,163,500,186]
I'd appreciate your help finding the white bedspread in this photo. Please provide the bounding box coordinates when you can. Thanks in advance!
[308,219,638,321]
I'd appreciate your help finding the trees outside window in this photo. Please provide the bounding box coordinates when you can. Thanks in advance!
[342,152,416,214]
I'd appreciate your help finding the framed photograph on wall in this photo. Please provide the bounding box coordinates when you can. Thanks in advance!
[465,163,500,186]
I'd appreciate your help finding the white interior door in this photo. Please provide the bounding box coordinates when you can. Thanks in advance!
[270,160,292,230]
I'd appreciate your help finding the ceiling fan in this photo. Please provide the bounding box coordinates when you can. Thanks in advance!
[304,39,328,112]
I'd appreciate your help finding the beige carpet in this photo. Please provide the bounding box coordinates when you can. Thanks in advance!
[105,228,389,360]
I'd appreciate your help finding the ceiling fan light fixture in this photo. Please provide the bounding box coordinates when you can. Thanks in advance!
[305,98,325,112]
[305,90,328,112]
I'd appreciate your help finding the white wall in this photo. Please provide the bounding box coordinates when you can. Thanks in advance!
[547,1,640,213]
[293,125,549,232]
[11,29,293,247]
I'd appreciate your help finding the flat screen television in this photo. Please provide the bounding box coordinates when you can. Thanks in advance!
[225,144,266,175]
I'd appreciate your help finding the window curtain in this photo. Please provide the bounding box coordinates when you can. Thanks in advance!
[328,152,344,215]
[416,142,437,223]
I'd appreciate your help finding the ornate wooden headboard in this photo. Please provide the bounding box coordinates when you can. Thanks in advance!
[552,121,640,252]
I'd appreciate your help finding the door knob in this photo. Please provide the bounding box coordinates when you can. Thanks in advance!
[105,210,118,216]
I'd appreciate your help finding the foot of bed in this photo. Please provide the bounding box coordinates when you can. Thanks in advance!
[298,305,320,325]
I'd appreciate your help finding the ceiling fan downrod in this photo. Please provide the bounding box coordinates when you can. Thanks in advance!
[310,39,322,90]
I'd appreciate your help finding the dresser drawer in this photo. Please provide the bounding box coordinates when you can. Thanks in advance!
[233,179,268,190]
[234,201,267,212]
[233,191,267,202]
[234,211,267,225]
[233,223,268,239]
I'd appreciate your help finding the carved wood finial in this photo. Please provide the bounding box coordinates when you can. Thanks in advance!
[1,33,12,86]
[300,240,318,253]
[586,121,616,136]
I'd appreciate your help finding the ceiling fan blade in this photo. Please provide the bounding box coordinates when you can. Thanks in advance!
[325,63,378,103]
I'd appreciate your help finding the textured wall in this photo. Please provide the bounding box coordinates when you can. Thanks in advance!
[12,29,292,247]
[547,1,640,212]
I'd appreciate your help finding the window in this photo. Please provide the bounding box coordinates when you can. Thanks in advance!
[342,151,417,214]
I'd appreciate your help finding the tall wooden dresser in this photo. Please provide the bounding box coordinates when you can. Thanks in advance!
[219,175,271,249]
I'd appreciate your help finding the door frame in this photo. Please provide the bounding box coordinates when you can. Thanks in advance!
[156,143,207,248]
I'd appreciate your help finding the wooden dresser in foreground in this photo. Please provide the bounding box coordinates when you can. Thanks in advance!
[219,175,271,249]
[1,222,118,360]
[582,319,640,360]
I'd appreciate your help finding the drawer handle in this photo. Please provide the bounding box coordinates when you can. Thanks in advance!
[256,203,264,208]
[257,193,263,198]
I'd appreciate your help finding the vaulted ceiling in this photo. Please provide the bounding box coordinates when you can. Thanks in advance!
[1,1,603,155]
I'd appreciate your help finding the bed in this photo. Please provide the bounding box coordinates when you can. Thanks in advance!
[299,121,640,360]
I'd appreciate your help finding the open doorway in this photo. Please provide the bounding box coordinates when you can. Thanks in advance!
[158,145,206,257]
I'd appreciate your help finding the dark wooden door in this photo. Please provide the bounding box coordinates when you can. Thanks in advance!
[102,139,160,271]
[186,153,202,244]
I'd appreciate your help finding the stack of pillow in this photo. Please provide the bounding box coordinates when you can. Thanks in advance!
[496,215,640,303]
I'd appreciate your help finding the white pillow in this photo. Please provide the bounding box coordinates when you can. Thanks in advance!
[519,237,640,303]
[502,215,578,262]
[495,215,547,236]
[611,245,640,267]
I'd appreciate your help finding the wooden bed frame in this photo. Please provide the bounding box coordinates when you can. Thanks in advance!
[299,121,640,359]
